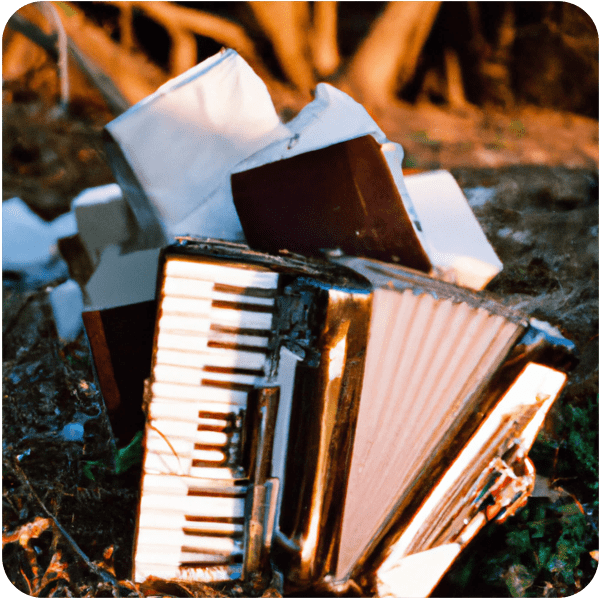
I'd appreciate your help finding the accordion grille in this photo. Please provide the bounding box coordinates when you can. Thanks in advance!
[336,287,522,580]
[134,257,279,582]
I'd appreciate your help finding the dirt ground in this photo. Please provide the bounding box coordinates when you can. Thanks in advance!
[2,80,598,597]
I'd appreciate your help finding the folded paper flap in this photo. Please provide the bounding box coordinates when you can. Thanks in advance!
[72,183,137,263]
[102,132,168,250]
[235,83,387,172]
[403,170,503,289]
[105,49,290,229]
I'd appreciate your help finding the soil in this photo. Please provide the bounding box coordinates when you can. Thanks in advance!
[2,79,598,597]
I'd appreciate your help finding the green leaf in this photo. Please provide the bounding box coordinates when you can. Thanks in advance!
[114,431,143,475]
[507,529,532,555]
[538,544,552,568]
[82,462,97,481]
[529,520,545,539]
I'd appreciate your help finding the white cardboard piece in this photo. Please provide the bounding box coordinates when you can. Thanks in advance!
[403,170,502,290]
[105,48,291,240]
[72,183,131,267]
[49,279,84,341]
[2,196,77,285]
[83,245,161,310]
[376,543,461,598]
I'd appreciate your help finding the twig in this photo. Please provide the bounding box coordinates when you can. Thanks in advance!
[37,2,70,110]
[11,460,121,592]
[7,8,127,115]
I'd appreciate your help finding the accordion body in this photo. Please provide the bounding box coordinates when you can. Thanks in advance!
[133,238,574,594]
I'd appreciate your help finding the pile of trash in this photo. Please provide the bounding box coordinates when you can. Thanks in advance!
[4,48,503,343]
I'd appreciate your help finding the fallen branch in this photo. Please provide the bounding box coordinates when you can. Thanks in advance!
[5,10,130,114]
[53,1,168,106]
[11,460,121,590]
[6,13,59,61]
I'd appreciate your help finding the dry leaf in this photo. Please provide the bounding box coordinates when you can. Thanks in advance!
[97,544,116,576]
[2,516,52,548]
[35,550,71,597]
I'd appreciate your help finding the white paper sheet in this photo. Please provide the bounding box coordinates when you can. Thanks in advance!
[2,197,76,286]
[105,49,291,236]
[404,170,503,289]
[72,184,131,266]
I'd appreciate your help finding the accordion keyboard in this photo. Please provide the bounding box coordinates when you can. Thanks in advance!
[134,257,280,582]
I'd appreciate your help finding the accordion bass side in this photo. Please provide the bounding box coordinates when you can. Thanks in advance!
[132,239,575,594]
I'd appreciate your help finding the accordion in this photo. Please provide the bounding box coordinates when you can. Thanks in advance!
[132,238,574,595]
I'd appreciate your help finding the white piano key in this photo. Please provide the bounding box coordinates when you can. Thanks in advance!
[161,295,213,316]
[140,492,245,518]
[161,294,275,317]
[138,510,244,535]
[165,258,279,288]
[193,448,228,463]
[141,473,190,496]
[159,314,212,333]
[153,365,202,386]
[212,291,275,306]
[148,400,240,422]
[137,528,242,554]
[151,382,248,405]
[189,465,247,480]
[157,327,272,352]
[148,418,199,441]
[163,276,214,299]
[142,474,246,495]
[157,331,208,352]
[144,451,192,476]
[197,430,230,446]
[149,420,230,446]
[210,306,273,330]
[144,453,243,479]
[153,364,264,387]
[155,348,267,371]
[135,553,183,571]
[200,370,263,386]
[146,434,227,462]
[206,330,270,348]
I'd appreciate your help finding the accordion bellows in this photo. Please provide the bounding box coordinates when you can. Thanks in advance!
[133,239,573,593]
[335,276,522,579]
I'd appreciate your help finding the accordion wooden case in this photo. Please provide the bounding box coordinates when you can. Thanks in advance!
[132,238,574,595]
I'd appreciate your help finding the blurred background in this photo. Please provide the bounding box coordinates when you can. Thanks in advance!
[3,1,598,180]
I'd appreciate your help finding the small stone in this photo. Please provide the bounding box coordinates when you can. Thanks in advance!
[60,422,84,442]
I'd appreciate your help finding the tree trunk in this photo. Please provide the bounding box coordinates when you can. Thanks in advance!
[310,1,341,78]
[249,1,315,95]
[344,1,442,110]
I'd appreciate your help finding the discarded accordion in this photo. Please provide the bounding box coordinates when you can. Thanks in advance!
[130,237,574,596]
